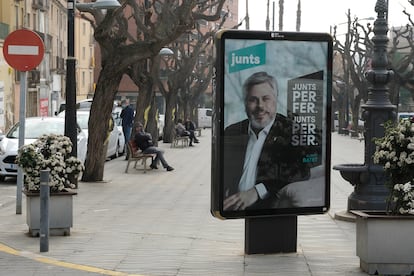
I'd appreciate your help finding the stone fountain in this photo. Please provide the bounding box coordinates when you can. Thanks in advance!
[333,0,397,211]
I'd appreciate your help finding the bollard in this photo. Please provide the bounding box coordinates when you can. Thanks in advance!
[39,170,50,252]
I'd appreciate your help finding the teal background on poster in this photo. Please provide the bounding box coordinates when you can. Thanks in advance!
[228,43,266,73]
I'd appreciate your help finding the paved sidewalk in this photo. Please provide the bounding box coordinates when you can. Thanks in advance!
[0,131,367,276]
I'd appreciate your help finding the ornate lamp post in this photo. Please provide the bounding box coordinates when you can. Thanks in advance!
[334,0,396,211]
[65,0,120,159]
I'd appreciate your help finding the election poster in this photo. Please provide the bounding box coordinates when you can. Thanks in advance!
[211,30,332,219]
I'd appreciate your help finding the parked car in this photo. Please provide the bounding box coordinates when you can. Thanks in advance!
[158,114,165,140]
[58,110,125,159]
[398,112,414,121]
[55,99,93,115]
[112,106,123,132]
[197,108,212,128]
[0,117,87,181]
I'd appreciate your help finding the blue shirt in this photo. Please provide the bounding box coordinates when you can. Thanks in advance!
[120,106,134,128]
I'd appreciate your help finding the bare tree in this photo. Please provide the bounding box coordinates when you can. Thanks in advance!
[157,12,227,143]
[332,10,371,134]
[79,0,226,181]
[332,1,414,136]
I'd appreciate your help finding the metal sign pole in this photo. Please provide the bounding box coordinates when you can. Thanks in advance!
[16,71,27,214]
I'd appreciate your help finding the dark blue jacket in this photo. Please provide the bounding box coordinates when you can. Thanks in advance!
[120,106,134,128]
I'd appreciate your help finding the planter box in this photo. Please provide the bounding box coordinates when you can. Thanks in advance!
[24,190,77,237]
[352,210,414,275]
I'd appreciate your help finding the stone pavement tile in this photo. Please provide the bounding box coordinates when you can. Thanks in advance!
[0,131,372,275]
[245,254,310,275]
[179,254,245,275]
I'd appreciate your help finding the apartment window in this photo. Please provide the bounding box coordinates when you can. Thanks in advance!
[60,41,63,59]
[82,71,85,88]
[15,5,19,28]
[27,13,31,29]
[83,22,86,35]
[82,47,86,60]
[20,7,24,28]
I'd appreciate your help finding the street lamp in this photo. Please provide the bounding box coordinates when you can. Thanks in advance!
[159,47,174,56]
[330,16,375,35]
[65,0,120,160]
[334,0,396,211]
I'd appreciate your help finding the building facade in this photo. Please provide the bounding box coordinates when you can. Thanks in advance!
[0,0,95,132]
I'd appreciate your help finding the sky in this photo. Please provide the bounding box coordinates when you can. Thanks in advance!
[238,0,414,33]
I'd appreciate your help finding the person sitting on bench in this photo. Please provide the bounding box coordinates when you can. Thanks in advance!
[175,119,198,146]
[184,117,200,143]
[135,122,174,171]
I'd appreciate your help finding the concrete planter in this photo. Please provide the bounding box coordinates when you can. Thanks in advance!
[351,210,414,275]
[24,190,77,237]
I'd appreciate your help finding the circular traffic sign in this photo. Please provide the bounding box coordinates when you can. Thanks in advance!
[3,29,45,71]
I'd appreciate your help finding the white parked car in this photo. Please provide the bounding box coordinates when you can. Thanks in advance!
[58,110,125,159]
[112,106,124,133]
[398,112,414,121]
[0,117,87,181]
[197,108,212,128]
[55,99,93,115]
[158,114,165,140]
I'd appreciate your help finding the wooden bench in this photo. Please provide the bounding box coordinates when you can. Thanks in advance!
[171,131,189,148]
[125,141,155,173]
[195,128,202,137]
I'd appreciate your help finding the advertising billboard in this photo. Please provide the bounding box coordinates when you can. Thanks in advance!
[211,30,332,219]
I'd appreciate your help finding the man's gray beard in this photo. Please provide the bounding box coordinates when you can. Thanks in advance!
[249,113,276,130]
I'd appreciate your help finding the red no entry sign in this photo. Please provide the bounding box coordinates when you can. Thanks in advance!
[3,29,45,71]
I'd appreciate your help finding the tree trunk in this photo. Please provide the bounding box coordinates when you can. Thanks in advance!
[147,93,159,146]
[163,92,178,143]
[82,70,122,182]
[135,77,152,128]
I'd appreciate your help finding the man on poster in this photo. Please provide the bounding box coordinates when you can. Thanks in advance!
[223,71,323,211]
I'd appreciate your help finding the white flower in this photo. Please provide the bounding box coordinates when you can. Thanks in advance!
[16,134,83,192]
[373,120,414,214]
[403,183,412,192]
[399,207,409,214]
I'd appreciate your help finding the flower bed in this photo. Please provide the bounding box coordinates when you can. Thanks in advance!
[373,119,414,214]
[16,134,84,192]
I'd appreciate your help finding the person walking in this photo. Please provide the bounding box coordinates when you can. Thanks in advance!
[120,99,134,159]
[120,99,134,142]
[135,122,174,171]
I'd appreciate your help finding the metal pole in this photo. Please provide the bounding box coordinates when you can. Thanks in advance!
[39,170,49,252]
[16,71,27,214]
[272,1,275,31]
[334,0,396,211]
[345,9,351,130]
[245,0,249,30]
[65,0,77,158]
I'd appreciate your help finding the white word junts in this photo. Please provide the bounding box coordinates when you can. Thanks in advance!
[230,53,261,67]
